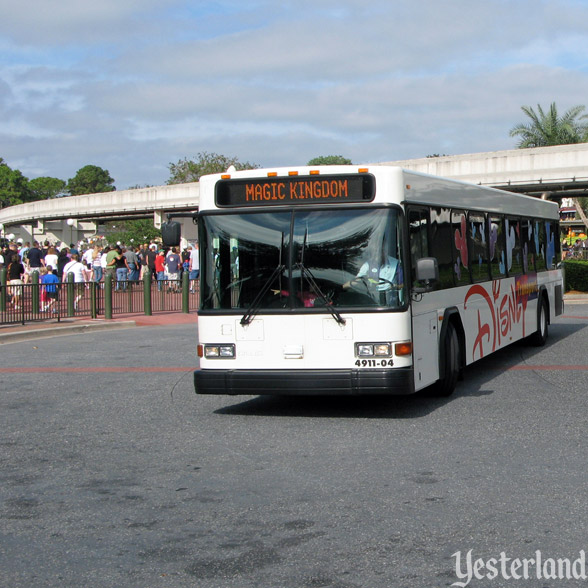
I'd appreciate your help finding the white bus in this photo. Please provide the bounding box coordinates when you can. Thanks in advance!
[187,165,563,396]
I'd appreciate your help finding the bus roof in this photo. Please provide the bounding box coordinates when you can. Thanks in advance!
[401,168,559,219]
[198,165,560,220]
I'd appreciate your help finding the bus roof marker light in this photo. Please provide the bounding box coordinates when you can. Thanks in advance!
[310,170,320,175]
[358,168,369,173]
[221,174,231,180]
[288,171,299,176]
[267,172,278,177]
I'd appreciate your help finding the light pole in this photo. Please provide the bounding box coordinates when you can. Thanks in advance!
[66,218,74,246]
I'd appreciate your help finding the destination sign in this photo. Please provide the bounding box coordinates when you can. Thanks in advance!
[215,174,375,207]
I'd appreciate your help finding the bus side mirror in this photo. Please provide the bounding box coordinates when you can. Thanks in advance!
[413,257,439,293]
[161,220,182,247]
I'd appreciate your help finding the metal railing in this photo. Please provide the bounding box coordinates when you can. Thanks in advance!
[563,248,588,261]
[0,270,200,326]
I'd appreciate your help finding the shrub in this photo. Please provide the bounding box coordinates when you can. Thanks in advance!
[563,260,588,292]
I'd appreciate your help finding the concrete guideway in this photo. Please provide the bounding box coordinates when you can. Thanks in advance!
[379,142,588,197]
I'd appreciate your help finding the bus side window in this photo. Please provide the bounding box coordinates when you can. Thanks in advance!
[489,215,506,279]
[553,221,562,265]
[408,207,429,287]
[545,221,556,269]
[506,217,523,276]
[430,207,454,289]
[468,212,490,283]
[520,218,533,272]
[533,220,547,272]
[452,209,471,287]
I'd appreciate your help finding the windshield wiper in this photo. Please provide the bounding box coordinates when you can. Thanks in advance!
[240,264,285,326]
[296,262,346,326]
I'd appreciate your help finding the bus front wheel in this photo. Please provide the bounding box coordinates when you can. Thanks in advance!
[433,322,460,397]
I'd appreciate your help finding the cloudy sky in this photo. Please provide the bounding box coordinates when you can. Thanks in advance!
[2,0,588,189]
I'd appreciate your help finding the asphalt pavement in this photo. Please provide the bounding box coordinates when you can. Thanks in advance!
[1,303,588,587]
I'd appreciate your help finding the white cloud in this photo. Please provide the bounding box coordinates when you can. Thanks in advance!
[2,0,588,188]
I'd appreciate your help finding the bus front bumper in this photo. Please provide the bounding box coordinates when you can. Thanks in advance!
[194,368,415,396]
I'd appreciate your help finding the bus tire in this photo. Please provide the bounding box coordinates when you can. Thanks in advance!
[433,322,460,397]
[529,296,548,347]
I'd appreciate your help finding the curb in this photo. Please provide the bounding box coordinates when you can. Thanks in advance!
[0,320,137,345]
[564,295,588,304]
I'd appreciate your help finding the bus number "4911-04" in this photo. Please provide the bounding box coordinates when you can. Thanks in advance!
[355,359,394,367]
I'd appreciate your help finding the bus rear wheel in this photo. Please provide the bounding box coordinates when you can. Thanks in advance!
[528,296,548,347]
[432,322,460,397]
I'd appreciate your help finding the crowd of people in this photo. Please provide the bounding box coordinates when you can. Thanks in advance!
[0,238,200,310]
[562,237,588,259]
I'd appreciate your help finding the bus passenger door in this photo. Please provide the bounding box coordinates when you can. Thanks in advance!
[407,206,440,391]
[412,309,440,391]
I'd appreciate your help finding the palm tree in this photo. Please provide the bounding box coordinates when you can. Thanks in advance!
[509,102,588,148]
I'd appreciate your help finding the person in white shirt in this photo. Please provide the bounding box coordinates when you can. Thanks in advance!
[188,244,200,292]
[44,247,59,273]
[81,247,94,282]
[62,253,86,309]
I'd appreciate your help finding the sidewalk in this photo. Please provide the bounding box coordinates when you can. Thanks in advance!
[563,292,588,304]
[0,312,198,345]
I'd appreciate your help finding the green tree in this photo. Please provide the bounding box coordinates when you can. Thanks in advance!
[307,155,353,165]
[509,103,588,148]
[0,158,30,206]
[105,219,161,246]
[28,176,67,200]
[67,165,116,195]
[167,152,260,184]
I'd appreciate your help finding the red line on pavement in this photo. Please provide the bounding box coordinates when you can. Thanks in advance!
[0,367,197,373]
[508,365,588,371]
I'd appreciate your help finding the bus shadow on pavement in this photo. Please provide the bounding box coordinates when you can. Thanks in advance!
[215,393,449,419]
[215,321,583,419]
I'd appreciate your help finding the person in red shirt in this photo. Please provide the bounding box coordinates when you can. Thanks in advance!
[155,250,166,291]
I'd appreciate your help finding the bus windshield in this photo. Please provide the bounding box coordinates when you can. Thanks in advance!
[200,207,406,312]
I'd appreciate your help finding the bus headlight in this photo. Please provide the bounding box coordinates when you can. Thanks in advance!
[203,344,236,358]
[355,343,392,357]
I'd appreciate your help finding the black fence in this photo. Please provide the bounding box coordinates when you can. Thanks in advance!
[0,272,200,326]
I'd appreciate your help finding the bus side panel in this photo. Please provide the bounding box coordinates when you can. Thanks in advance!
[461,277,538,364]
[413,272,562,375]
[459,271,563,365]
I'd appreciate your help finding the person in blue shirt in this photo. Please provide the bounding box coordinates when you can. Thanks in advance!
[41,266,60,312]
[343,243,404,306]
